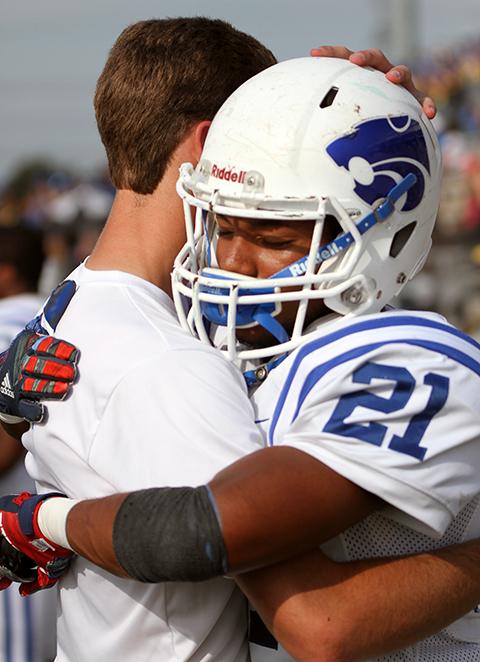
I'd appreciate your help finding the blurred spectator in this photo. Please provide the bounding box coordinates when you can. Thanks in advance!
[0,161,113,296]
[397,38,480,323]
[0,226,57,662]
[415,39,480,135]
[463,153,480,231]
[0,227,45,346]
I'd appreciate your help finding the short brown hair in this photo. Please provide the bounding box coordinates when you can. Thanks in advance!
[94,17,276,194]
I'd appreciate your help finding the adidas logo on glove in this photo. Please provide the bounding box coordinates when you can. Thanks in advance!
[0,374,14,400]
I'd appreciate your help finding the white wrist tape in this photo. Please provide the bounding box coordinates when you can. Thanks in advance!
[37,498,80,551]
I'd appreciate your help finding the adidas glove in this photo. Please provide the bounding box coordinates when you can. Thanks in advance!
[0,330,79,424]
[0,492,73,596]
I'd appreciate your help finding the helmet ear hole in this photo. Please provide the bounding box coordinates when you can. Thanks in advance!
[389,222,417,258]
[319,86,339,108]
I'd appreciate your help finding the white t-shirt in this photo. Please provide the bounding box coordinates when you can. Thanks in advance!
[250,309,480,661]
[0,292,57,662]
[23,264,264,662]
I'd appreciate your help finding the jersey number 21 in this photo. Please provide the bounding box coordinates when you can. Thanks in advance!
[324,361,449,460]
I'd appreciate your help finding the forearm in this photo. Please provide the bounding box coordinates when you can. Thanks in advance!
[66,493,129,577]
[209,446,379,570]
[37,488,228,581]
[37,446,379,582]
[61,486,228,581]
[0,426,26,474]
[0,420,29,442]
[237,544,480,662]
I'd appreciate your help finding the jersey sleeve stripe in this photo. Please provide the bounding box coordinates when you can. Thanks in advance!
[269,337,480,445]
[302,314,480,357]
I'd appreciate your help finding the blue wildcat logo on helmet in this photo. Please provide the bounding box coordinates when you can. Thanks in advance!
[326,115,430,211]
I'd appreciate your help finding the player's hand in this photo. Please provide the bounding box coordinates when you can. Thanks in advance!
[0,330,79,425]
[0,492,73,596]
[310,45,436,120]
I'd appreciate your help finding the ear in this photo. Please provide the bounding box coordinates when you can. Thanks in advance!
[192,120,212,163]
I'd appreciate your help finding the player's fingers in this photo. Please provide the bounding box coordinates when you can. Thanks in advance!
[19,583,36,597]
[16,399,45,423]
[385,65,437,119]
[19,580,46,596]
[22,356,76,382]
[19,570,57,596]
[31,337,79,363]
[310,45,354,59]
[385,63,415,89]
[421,96,436,120]
[20,377,70,399]
[46,556,71,579]
[349,48,394,72]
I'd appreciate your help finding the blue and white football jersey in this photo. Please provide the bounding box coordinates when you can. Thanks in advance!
[250,309,480,661]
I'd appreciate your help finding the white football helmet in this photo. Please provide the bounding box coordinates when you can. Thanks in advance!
[173,57,442,368]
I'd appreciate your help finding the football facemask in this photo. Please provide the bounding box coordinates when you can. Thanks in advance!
[172,57,442,365]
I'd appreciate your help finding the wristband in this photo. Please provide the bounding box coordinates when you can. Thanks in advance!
[36,497,79,551]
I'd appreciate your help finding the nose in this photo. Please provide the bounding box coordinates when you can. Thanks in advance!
[217,236,258,277]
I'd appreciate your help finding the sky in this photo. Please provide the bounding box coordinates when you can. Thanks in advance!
[1,0,480,182]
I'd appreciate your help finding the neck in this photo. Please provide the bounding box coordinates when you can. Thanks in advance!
[87,166,186,297]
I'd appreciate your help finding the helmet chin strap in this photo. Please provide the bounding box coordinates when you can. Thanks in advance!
[240,309,290,388]
[243,351,288,388]
[250,310,289,343]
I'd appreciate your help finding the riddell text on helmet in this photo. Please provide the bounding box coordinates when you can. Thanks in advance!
[211,164,246,183]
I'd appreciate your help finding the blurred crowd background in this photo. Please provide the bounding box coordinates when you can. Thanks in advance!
[406,37,480,339]
[1,32,480,337]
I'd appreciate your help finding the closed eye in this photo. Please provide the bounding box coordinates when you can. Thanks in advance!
[255,236,296,249]
[217,228,234,238]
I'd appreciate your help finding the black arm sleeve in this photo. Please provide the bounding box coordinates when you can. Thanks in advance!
[112,485,228,583]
